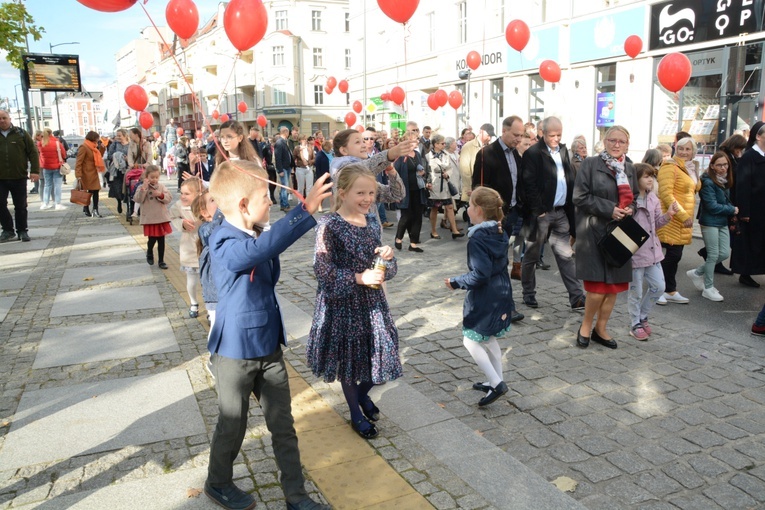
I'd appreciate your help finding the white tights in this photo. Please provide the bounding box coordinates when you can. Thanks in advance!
[463,336,503,387]
[186,272,200,307]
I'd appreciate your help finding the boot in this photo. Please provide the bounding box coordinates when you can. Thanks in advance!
[83,206,92,217]
[511,262,521,280]
[92,209,101,218]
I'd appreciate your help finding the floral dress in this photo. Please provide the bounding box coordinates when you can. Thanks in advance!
[307,212,402,384]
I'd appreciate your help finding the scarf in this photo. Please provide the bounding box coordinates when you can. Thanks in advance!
[85,139,106,173]
[600,150,633,209]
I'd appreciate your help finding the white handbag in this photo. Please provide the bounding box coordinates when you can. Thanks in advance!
[57,142,71,176]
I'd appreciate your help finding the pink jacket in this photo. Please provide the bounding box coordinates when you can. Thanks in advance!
[631,191,672,268]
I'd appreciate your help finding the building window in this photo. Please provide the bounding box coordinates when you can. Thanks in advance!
[428,12,436,52]
[345,12,350,32]
[82,113,89,127]
[458,1,467,44]
[313,48,323,68]
[314,85,324,105]
[81,104,88,112]
[273,46,284,66]
[312,10,322,31]
[491,79,504,130]
[275,10,288,30]
[529,74,545,123]
[273,88,286,106]
[345,49,351,69]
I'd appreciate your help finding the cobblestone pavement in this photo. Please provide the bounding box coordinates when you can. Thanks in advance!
[1,185,765,509]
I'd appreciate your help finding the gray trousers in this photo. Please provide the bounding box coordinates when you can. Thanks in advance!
[207,349,308,503]
[521,207,584,305]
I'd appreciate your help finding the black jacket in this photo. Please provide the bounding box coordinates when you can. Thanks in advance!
[274,137,291,171]
[520,139,576,233]
[471,139,523,214]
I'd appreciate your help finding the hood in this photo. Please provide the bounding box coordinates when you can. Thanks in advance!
[468,221,508,259]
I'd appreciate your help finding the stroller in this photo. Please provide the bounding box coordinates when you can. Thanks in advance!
[124,168,144,225]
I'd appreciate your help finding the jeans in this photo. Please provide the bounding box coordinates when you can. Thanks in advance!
[295,166,313,197]
[521,208,584,305]
[378,202,388,223]
[696,225,730,289]
[628,263,665,327]
[278,169,290,208]
[660,243,684,293]
[756,303,765,327]
[42,169,63,205]
[0,178,28,234]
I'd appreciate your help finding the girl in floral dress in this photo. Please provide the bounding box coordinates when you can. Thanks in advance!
[307,164,401,439]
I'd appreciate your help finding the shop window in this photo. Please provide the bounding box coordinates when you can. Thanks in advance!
[595,63,616,142]
[491,79,504,130]
[529,74,544,123]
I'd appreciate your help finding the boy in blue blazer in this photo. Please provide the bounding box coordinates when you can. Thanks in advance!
[205,160,332,510]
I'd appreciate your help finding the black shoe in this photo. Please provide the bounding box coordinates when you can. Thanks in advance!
[394,240,402,250]
[571,297,586,311]
[510,310,524,322]
[430,233,441,239]
[452,231,465,239]
[204,482,256,510]
[0,231,15,243]
[18,232,30,242]
[537,261,551,270]
[408,245,423,253]
[286,498,331,510]
[29,189,38,194]
[698,247,707,260]
[523,296,538,308]
[714,263,734,275]
[577,325,590,348]
[351,418,378,439]
[146,254,154,266]
[478,381,508,406]
[83,208,92,217]
[117,204,123,214]
[740,275,761,288]
[472,382,491,392]
[361,399,380,422]
[189,306,199,319]
[158,262,168,270]
[591,330,617,349]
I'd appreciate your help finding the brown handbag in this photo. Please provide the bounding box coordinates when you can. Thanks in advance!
[70,179,92,206]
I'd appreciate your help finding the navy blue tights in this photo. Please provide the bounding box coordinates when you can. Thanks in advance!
[340,380,375,425]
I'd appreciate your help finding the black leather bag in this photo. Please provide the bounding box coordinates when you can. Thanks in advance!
[597,216,649,268]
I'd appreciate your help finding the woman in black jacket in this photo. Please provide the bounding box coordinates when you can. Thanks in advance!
[393,130,431,252]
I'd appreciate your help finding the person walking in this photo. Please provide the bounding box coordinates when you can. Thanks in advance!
[0,110,39,242]
[75,131,105,218]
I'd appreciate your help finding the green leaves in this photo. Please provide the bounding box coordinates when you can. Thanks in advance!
[0,1,44,69]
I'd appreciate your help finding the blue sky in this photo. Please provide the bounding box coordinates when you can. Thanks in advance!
[0,0,219,102]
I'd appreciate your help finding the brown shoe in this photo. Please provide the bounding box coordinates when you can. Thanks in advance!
[511,262,521,280]
[382,222,394,228]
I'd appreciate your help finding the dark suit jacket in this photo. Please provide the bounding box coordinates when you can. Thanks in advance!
[274,137,292,171]
[471,139,523,213]
[520,139,576,235]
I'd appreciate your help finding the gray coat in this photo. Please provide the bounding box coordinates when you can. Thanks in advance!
[572,156,638,284]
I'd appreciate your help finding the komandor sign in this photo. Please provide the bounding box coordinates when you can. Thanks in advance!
[455,51,503,71]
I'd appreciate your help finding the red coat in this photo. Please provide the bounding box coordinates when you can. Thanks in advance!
[37,139,64,170]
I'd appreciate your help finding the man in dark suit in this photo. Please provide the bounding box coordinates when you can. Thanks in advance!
[519,116,585,311]
[472,115,527,323]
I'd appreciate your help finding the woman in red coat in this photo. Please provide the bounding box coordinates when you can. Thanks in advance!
[37,128,67,210]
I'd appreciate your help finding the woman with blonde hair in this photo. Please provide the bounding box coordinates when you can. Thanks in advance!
[37,128,67,210]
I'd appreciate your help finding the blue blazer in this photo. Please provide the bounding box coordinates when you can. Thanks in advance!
[207,207,316,359]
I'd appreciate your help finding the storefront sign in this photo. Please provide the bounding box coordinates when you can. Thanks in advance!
[441,40,506,79]
[649,0,765,50]
[569,7,645,63]
[263,108,297,115]
[596,92,615,128]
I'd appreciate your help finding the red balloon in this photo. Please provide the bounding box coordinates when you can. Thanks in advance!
[448,90,463,109]
[224,0,268,52]
[166,0,199,40]
[220,113,230,123]
[76,0,137,12]
[176,127,185,136]
[327,76,337,89]
[124,84,148,111]
[466,51,481,71]
[211,109,220,120]
[539,60,561,83]
[338,79,349,94]
[624,35,643,59]
[153,131,161,139]
[505,20,530,52]
[139,111,153,130]
[380,92,390,101]
[237,101,248,113]
[427,94,439,111]
[377,0,419,24]
[196,129,203,139]
[324,85,333,95]
[390,86,405,105]
[257,115,267,128]
[657,52,692,93]
[352,100,363,114]
[345,112,357,127]
[356,125,365,133]
[434,89,448,107]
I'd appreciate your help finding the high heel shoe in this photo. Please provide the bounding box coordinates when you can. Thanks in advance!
[430,233,441,239]
[452,231,465,239]
[394,240,402,250]
[351,418,378,439]
[361,399,380,422]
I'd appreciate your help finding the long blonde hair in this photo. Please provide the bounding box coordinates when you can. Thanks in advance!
[42,128,53,146]
[333,164,376,212]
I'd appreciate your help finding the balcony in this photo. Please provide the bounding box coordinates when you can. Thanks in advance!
[180,93,197,105]
[166,97,180,109]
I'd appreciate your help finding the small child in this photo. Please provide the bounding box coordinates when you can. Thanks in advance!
[192,188,223,326]
[445,186,513,407]
[134,165,172,269]
[205,160,332,510]
[164,152,175,179]
[307,164,401,440]
[171,177,202,318]
[628,163,679,340]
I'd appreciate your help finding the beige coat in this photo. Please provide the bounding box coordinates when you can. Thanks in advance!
[170,201,199,267]
[134,183,172,225]
[459,138,483,201]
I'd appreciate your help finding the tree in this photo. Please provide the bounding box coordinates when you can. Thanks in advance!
[0,1,44,69]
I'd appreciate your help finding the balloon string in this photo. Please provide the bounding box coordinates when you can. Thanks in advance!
[402,22,409,114]
[137,2,302,202]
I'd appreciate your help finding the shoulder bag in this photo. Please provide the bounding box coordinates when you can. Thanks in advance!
[57,142,71,176]
[597,215,649,268]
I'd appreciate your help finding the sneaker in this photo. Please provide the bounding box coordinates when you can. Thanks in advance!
[629,324,649,341]
[656,295,667,306]
[18,232,30,242]
[702,287,724,302]
[752,324,765,337]
[0,231,15,243]
[40,203,52,210]
[54,204,67,211]
[640,319,652,336]
[203,482,256,510]
[663,292,689,304]
[687,269,704,291]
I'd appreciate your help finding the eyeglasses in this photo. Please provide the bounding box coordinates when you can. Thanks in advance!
[220,135,238,141]
[713,163,729,168]
[606,138,628,146]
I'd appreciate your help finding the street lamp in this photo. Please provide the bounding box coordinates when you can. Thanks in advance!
[13,84,23,126]
[50,41,80,134]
